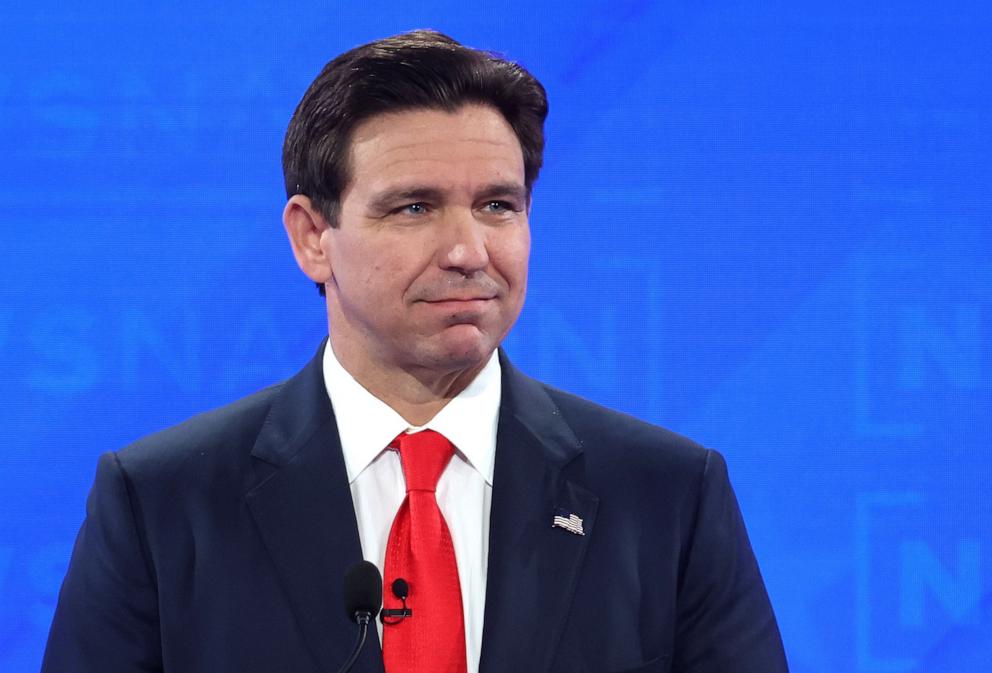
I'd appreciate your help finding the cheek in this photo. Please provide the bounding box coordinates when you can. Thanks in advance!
[339,237,396,282]
[492,230,531,287]
[358,247,428,301]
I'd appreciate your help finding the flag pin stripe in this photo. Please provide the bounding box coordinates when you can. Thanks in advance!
[552,509,585,536]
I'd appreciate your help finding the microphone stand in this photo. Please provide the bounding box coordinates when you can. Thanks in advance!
[338,560,381,673]
[337,609,372,673]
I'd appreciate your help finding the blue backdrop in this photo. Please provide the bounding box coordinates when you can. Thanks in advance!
[1,2,989,671]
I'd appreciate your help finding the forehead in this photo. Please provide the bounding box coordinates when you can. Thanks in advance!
[344,105,525,196]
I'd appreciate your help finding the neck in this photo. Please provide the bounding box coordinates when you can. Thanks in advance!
[328,338,491,427]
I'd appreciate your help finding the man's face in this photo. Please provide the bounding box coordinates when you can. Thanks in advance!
[320,104,530,377]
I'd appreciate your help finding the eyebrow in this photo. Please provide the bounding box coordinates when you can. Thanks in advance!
[481,183,529,203]
[367,182,528,213]
[368,187,444,214]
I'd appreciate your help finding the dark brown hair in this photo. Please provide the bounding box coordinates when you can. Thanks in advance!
[283,29,548,227]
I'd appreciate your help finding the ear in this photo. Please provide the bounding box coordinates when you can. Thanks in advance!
[283,195,332,286]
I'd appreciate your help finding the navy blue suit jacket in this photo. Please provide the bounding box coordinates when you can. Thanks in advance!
[43,344,788,673]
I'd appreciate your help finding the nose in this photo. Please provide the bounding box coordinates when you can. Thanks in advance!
[437,210,489,275]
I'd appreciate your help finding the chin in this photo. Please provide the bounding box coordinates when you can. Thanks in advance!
[427,326,497,370]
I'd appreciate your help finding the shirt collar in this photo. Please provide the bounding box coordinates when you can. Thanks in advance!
[322,342,501,487]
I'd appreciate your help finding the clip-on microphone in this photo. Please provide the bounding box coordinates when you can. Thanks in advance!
[380,577,413,624]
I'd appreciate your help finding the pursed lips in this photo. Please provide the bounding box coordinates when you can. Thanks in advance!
[423,296,495,302]
[418,290,498,303]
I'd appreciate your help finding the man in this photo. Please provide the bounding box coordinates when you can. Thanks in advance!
[43,30,788,673]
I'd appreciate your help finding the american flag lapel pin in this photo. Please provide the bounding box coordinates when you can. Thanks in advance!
[552,507,585,536]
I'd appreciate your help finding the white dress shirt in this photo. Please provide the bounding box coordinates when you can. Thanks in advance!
[322,344,500,673]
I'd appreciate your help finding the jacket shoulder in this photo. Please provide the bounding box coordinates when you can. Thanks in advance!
[540,382,712,479]
[544,383,706,450]
[114,383,283,487]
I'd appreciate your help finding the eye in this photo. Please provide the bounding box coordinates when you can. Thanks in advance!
[483,200,517,214]
[392,202,429,216]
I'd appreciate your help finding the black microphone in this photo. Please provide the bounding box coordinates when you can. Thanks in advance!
[338,561,382,673]
[392,578,409,602]
[380,578,413,624]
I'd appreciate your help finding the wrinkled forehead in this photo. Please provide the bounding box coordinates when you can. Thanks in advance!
[342,105,526,200]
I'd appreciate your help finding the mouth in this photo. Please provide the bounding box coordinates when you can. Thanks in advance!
[421,292,497,303]
[422,297,494,308]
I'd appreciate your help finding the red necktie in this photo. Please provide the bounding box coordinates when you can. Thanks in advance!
[382,430,467,673]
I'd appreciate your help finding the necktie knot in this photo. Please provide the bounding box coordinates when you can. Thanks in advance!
[393,429,455,493]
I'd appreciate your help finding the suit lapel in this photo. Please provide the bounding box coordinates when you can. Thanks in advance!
[245,344,385,673]
[479,354,599,673]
